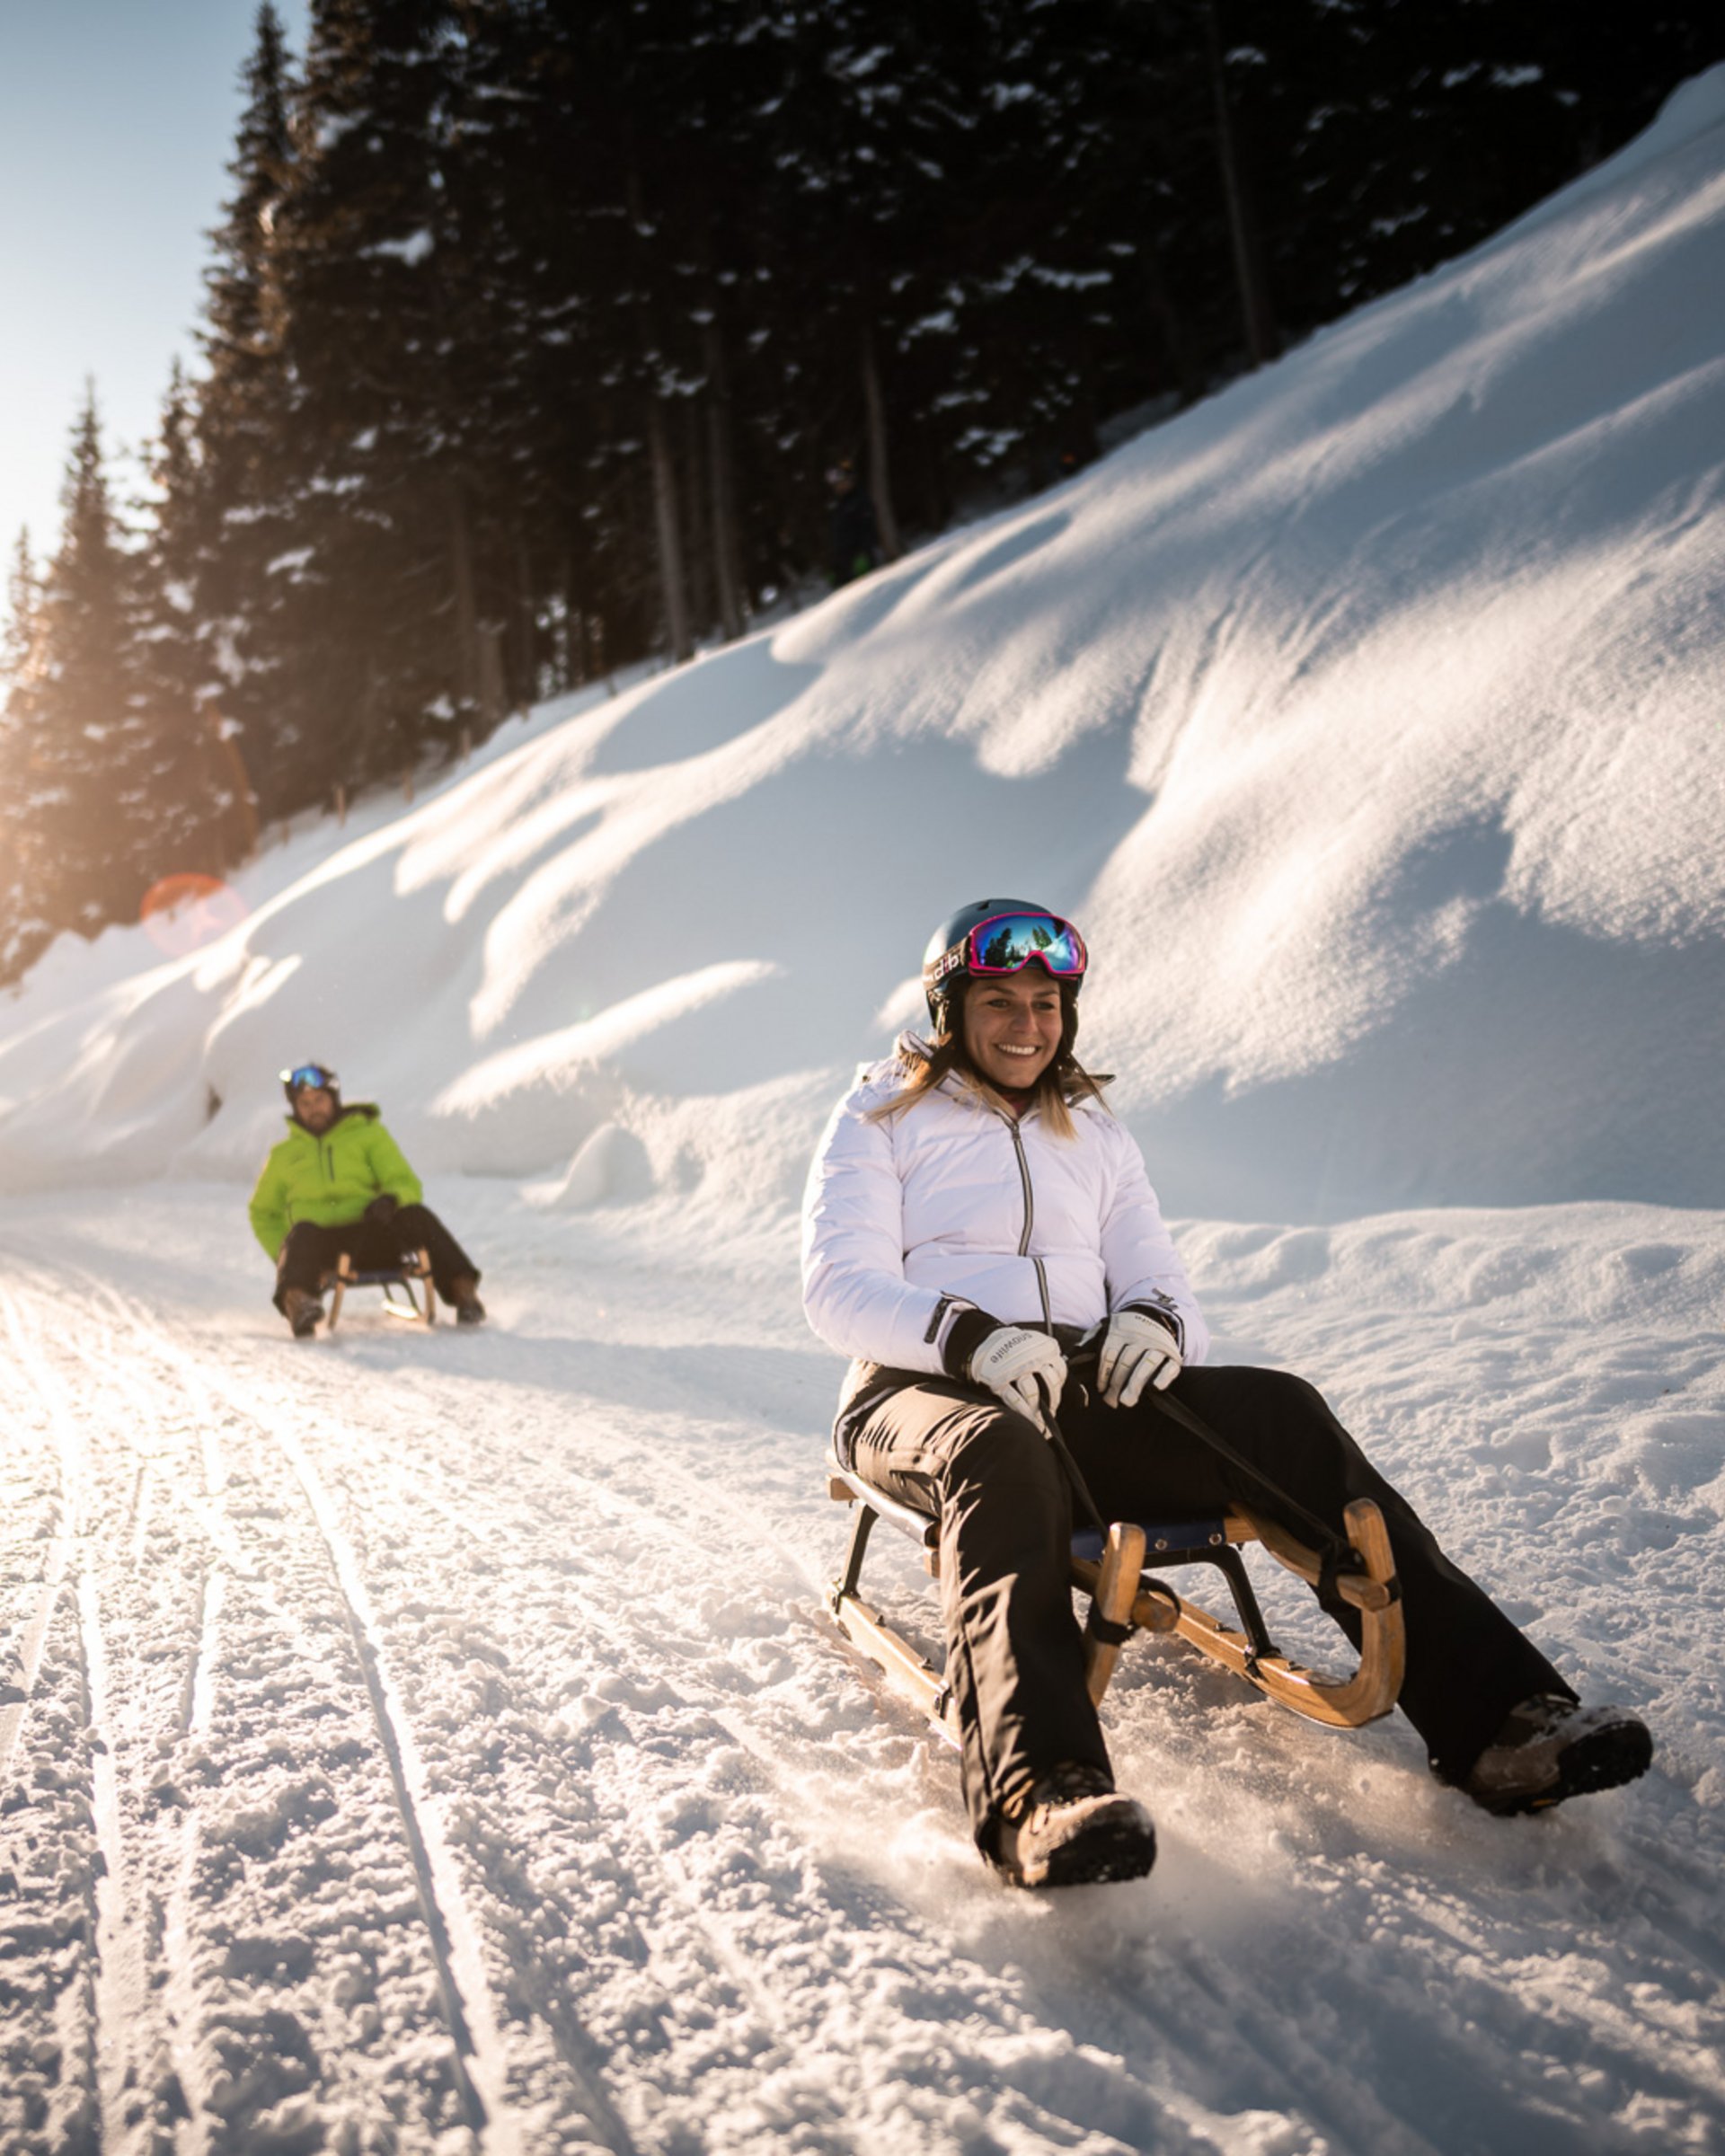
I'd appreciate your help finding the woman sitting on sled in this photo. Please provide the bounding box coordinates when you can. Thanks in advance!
[800,900,1651,1889]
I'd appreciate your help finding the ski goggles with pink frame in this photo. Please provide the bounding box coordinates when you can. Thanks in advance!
[928,912,1088,992]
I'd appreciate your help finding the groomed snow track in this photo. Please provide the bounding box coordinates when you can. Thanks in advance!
[3,1188,1723,2156]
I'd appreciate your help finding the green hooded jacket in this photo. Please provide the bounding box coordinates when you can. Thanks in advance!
[248,1104,424,1260]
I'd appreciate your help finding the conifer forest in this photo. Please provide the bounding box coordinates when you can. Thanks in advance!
[2,0,1718,985]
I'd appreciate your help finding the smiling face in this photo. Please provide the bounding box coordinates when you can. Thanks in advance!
[960,971,1066,1091]
[294,1085,336,1133]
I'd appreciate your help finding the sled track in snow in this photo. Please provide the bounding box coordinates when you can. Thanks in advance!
[25,1258,674,2155]
[0,1285,147,2154]
[68,1274,556,2154]
[263,1424,500,2147]
[157,1316,801,2155]
[0,1262,551,2155]
[39,1265,1003,2152]
[0,1294,75,1785]
[8,1227,1723,2156]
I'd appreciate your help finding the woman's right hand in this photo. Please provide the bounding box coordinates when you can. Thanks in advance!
[966,1325,1068,1427]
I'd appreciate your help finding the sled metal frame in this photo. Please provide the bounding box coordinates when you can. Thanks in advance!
[825,1461,1404,1741]
[326,1249,436,1332]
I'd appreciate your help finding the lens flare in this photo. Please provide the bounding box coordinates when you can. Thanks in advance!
[140,872,248,957]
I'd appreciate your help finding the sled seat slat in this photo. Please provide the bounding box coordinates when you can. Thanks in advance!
[829,1470,1256,1577]
[1071,1517,1243,1563]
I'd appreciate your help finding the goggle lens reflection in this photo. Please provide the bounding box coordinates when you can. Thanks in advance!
[965,914,1086,978]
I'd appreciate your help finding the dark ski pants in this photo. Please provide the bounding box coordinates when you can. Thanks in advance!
[840,1362,1571,1852]
[274,1205,481,1313]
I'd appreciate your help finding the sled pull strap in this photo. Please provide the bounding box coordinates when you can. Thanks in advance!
[1147,1386,1364,1583]
[1084,1522,1147,1706]
[1032,1407,1108,1536]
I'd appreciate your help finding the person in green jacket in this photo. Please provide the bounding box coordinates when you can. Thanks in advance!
[249,1062,485,1337]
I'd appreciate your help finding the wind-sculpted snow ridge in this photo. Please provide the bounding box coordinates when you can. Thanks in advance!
[2,1186,1722,2154]
[4,76,1725,1217]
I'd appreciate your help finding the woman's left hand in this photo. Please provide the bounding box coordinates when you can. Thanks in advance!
[1096,1308,1182,1408]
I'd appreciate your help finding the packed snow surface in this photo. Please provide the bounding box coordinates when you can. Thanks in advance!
[3,68,1724,2156]
[3,1189,1722,2154]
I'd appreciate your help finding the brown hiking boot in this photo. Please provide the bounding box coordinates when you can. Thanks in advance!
[1460,1694,1653,1816]
[992,1763,1156,1888]
[450,1276,486,1327]
[283,1287,323,1339]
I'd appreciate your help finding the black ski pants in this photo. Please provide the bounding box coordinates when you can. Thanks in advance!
[273,1204,481,1313]
[839,1361,1570,1852]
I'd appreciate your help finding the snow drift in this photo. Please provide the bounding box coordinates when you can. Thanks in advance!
[3,72,1723,1222]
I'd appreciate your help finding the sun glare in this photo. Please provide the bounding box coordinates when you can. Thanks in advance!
[140,871,248,958]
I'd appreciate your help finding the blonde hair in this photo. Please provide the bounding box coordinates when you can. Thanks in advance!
[866,1031,1110,1137]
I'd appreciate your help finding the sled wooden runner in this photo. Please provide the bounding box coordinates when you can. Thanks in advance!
[825,1463,1404,1738]
[327,1249,436,1332]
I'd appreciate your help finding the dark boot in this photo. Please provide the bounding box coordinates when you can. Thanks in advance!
[992,1763,1156,1888]
[283,1286,323,1339]
[1459,1695,1652,1816]
[449,1275,486,1327]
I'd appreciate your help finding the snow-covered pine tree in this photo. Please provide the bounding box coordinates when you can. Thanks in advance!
[192,0,304,821]
[1,527,40,688]
[2,393,157,967]
[271,0,493,795]
[127,0,1721,826]
[0,529,49,985]
[132,367,258,877]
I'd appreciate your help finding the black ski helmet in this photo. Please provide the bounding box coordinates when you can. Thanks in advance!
[280,1061,340,1113]
[921,900,1088,1043]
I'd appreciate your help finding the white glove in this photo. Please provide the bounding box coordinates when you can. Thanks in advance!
[968,1325,1068,1427]
[1096,1308,1182,1409]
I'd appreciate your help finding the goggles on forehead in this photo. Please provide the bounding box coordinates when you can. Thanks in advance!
[280,1063,337,1092]
[930,912,1088,991]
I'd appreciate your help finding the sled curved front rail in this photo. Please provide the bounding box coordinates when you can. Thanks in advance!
[1069,1498,1403,1727]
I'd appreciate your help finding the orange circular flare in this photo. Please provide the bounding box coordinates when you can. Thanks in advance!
[140,872,249,957]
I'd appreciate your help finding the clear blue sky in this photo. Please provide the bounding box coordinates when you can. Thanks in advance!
[0,0,309,574]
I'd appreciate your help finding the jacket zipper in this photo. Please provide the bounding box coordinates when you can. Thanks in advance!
[1001,1112,1053,1330]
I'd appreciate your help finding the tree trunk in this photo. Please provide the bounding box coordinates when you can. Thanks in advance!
[205,702,260,860]
[683,397,713,641]
[703,316,747,641]
[647,399,693,663]
[446,481,482,712]
[627,159,693,665]
[561,548,585,688]
[510,532,535,706]
[862,328,902,560]
[478,624,506,729]
[1204,0,1278,368]
[1143,249,1199,405]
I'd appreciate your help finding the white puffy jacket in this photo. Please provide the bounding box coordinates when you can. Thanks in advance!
[801,1045,1209,1375]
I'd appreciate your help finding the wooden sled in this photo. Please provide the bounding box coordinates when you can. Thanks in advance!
[325,1249,436,1332]
[825,1461,1404,1740]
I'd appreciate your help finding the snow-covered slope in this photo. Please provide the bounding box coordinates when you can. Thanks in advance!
[3,75,1723,1221]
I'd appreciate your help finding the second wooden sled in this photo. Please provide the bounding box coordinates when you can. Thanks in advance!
[825,1460,1405,1739]
[326,1249,437,1332]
